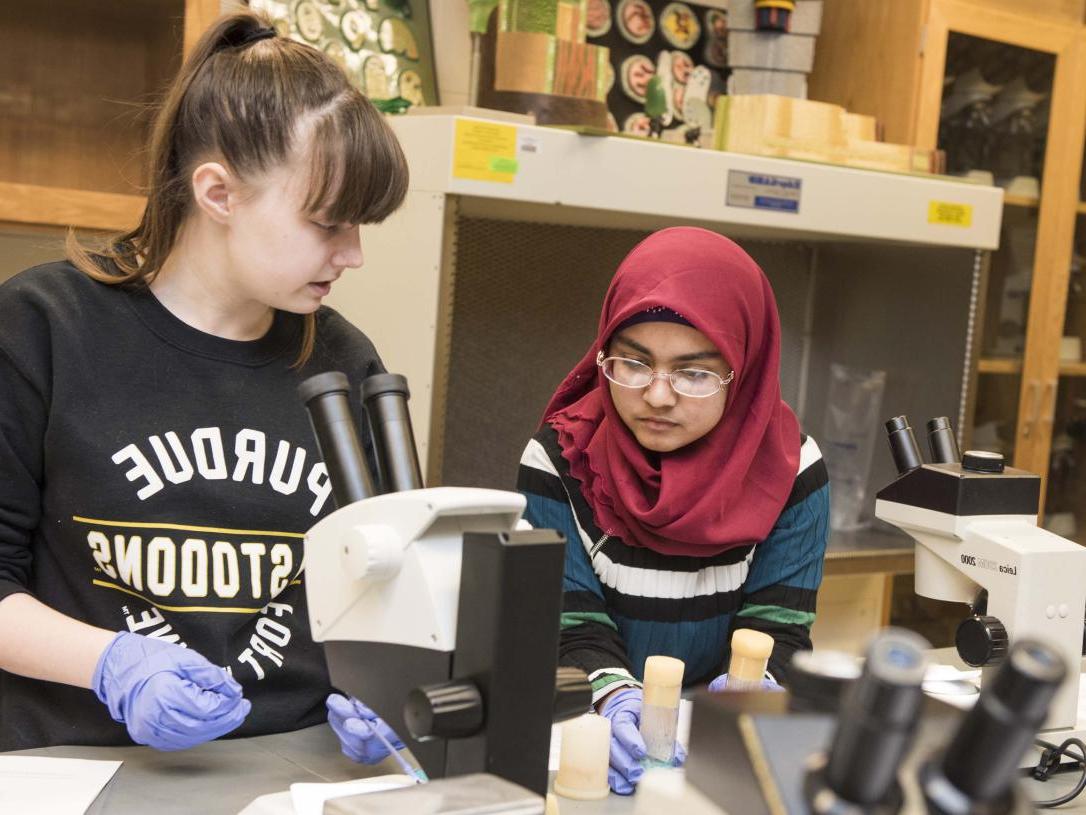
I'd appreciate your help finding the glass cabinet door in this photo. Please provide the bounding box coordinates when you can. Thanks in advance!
[943,34,1056,464]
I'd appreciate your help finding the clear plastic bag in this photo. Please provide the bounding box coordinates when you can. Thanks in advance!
[821,363,887,532]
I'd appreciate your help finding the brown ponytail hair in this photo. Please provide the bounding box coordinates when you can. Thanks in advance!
[68,11,409,365]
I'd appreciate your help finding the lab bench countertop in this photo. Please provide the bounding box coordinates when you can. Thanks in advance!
[5,725,636,815]
[6,717,1086,814]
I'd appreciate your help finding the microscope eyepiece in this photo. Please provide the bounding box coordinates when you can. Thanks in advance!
[360,373,424,493]
[885,415,924,475]
[933,639,1066,808]
[820,629,930,807]
[926,416,961,465]
[298,371,377,507]
[989,640,1066,722]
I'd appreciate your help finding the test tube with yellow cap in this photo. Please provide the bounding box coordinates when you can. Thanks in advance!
[639,655,684,765]
[725,629,775,690]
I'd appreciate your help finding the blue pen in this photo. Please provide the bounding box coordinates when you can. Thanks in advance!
[362,718,428,783]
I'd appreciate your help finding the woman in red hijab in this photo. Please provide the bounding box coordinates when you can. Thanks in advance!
[516,227,829,794]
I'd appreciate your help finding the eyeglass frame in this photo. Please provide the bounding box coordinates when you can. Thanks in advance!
[596,351,735,398]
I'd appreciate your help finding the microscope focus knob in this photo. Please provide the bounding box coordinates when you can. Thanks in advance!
[962,450,1005,473]
[956,615,1009,667]
[404,680,484,741]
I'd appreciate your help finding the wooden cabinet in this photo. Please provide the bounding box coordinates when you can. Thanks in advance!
[811,0,1086,527]
[0,0,220,233]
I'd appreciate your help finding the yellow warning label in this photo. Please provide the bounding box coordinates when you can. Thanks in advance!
[452,119,519,184]
[928,201,973,227]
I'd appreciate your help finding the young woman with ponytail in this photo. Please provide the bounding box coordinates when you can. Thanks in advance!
[0,12,408,757]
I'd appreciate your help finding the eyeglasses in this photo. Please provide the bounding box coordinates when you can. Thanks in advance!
[596,352,734,398]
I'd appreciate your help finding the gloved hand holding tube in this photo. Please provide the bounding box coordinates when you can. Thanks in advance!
[708,629,783,692]
[327,693,429,783]
[326,692,428,784]
[92,631,250,751]
[327,693,405,763]
[597,687,687,795]
[708,674,784,692]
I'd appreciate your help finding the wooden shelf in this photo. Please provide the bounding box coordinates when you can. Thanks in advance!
[0,0,184,230]
[390,115,1004,249]
[1005,194,1041,208]
[1077,200,1086,214]
[1059,361,1086,376]
[978,357,1023,374]
[0,182,143,232]
[978,357,1086,376]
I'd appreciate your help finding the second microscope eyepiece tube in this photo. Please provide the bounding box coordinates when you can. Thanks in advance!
[926,416,961,465]
[360,373,424,493]
[938,639,1066,806]
[298,371,377,507]
[823,628,930,807]
[886,415,924,475]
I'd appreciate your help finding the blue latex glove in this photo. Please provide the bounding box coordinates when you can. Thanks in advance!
[707,673,784,693]
[92,632,250,751]
[598,688,645,795]
[326,693,406,764]
[597,688,687,795]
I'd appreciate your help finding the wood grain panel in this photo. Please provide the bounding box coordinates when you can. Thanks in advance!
[808,0,929,146]
[0,0,183,196]
[184,0,225,58]
[0,182,144,231]
[984,0,1085,22]
[1013,34,1086,491]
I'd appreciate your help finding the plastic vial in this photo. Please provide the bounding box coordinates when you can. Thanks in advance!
[725,629,775,690]
[639,655,685,765]
[553,713,611,800]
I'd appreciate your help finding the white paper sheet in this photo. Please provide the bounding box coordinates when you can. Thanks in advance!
[0,756,122,815]
[548,699,693,771]
[289,774,417,815]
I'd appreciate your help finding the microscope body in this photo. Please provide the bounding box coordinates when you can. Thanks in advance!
[875,460,1086,731]
[304,486,579,796]
[682,418,1072,813]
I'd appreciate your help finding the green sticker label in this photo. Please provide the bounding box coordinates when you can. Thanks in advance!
[488,156,520,174]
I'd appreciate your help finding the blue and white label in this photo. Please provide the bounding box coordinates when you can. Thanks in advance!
[726,170,802,214]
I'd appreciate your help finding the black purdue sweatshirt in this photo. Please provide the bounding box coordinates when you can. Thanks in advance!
[0,261,383,750]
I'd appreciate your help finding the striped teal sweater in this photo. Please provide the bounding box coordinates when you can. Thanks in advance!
[517,424,829,703]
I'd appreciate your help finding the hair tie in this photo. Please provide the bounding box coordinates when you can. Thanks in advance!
[238,26,276,46]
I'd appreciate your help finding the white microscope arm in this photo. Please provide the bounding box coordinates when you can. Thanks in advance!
[303,487,525,652]
[877,497,1086,730]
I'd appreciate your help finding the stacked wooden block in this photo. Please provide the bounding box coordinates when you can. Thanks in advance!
[714,95,944,174]
[494,0,611,102]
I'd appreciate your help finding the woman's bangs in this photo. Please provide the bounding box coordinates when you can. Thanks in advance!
[302,101,408,225]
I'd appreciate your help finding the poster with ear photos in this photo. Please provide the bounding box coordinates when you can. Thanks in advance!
[587,0,727,143]
[247,0,438,107]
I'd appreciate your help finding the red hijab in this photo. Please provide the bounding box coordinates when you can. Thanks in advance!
[543,227,800,557]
